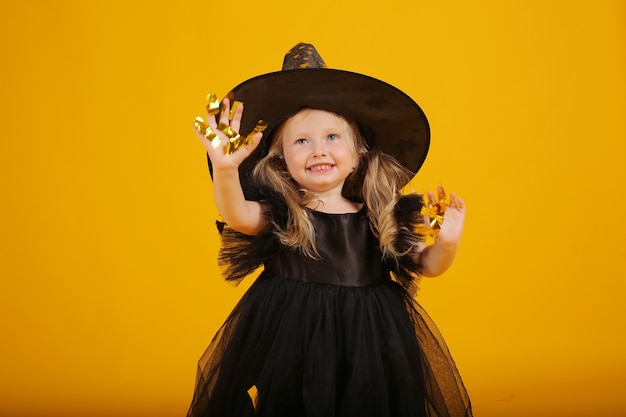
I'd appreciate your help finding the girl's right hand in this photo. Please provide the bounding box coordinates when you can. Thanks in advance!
[194,97,264,172]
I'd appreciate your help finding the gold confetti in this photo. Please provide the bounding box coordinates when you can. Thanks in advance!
[243,120,267,145]
[206,93,220,116]
[249,120,268,135]
[193,116,221,148]
[229,101,243,120]
[219,120,268,154]
[196,95,269,155]
[417,193,449,238]
[205,126,220,149]
[217,122,237,138]
[193,116,206,132]
[247,385,260,413]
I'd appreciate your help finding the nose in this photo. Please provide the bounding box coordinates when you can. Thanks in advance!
[312,139,327,157]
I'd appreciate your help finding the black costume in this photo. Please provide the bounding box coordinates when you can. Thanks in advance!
[188,42,472,417]
[187,194,472,417]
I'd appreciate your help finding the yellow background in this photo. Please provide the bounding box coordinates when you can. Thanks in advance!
[1,1,625,416]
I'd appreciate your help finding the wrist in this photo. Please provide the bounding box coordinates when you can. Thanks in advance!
[432,237,459,253]
[212,165,241,178]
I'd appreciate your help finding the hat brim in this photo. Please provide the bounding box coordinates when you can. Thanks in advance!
[210,68,430,197]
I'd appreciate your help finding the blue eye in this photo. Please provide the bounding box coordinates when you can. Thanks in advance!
[295,138,308,145]
[327,134,338,141]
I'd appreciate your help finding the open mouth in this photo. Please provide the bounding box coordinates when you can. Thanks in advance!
[307,164,335,172]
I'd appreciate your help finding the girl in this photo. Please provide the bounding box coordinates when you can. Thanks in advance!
[188,43,472,417]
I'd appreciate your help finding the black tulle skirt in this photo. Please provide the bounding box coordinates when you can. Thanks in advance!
[187,274,472,417]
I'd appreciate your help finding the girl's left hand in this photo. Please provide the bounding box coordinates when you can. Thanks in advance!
[427,186,466,246]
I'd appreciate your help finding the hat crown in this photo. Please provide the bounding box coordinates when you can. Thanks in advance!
[282,43,327,70]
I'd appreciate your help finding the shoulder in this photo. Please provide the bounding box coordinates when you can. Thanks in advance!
[245,184,290,230]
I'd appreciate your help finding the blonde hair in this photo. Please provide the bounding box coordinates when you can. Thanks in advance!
[253,109,416,261]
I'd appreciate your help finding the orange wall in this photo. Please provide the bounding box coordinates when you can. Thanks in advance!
[1,1,625,416]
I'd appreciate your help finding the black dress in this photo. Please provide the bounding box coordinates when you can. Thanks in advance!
[187,195,472,417]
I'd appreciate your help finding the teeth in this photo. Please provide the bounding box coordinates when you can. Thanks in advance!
[309,164,332,171]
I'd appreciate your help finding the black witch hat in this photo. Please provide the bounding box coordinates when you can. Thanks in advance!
[210,42,430,197]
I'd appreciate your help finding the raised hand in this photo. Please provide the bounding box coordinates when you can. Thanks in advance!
[193,97,264,173]
[193,97,267,235]
[426,186,466,247]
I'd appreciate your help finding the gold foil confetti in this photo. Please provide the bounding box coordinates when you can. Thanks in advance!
[205,126,221,149]
[218,120,263,155]
[217,122,237,138]
[193,116,207,133]
[417,194,449,238]
[195,95,269,155]
[247,385,260,413]
[206,93,220,115]
[245,120,268,145]
[224,135,242,154]
[222,120,269,154]
[229,101,243,120]
[193,116,221,148]
[249,120,268,135]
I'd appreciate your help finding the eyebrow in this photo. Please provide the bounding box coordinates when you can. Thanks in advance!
[288,128,346,137]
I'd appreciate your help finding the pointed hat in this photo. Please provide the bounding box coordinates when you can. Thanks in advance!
[212,43,430,195]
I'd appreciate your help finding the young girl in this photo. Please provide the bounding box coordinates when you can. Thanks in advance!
[188,43,472,417]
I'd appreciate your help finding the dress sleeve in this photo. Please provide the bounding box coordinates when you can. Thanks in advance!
[391,193,427,295]
[215,186,288,286]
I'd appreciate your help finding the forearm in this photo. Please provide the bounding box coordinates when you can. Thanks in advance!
[419,240,459,277]
[212,166,265,235]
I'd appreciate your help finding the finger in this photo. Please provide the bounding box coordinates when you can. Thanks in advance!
[204,94,221,126]
[193,114,226,153]
[207,98,229,130]
[193,124,219,154]
[193,118,215,147]
[218,98,231,128]
[229,102,244,133]
[243,131,264,155]
[449,192,457,208]
[427,191,435,205]
[456,196,465,210]
[192,118,206,139]
[220,131,264,163]
[450,193,465,210]
[437,186,446,200]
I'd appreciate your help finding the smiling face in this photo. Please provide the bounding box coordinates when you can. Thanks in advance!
[278,109,360,194]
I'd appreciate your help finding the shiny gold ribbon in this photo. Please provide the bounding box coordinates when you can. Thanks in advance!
[219,120,269,154]
[416,194,449,238]
[229,101,243,120]
[206,93,220,116]
[194,94,269,155]
[194,116,221,149]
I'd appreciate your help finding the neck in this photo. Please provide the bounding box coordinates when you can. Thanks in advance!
[305,192,361,214]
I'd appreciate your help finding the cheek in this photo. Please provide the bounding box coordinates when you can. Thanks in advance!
[281,150,301,176]
[282,149,294,168]
[283,146,307,164]
[340,145,359,165]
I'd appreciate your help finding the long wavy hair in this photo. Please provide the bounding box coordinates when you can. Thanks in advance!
[253,109,415,261]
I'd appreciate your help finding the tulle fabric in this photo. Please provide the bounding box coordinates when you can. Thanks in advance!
[187,274,471,417]
[188,192,472,416]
